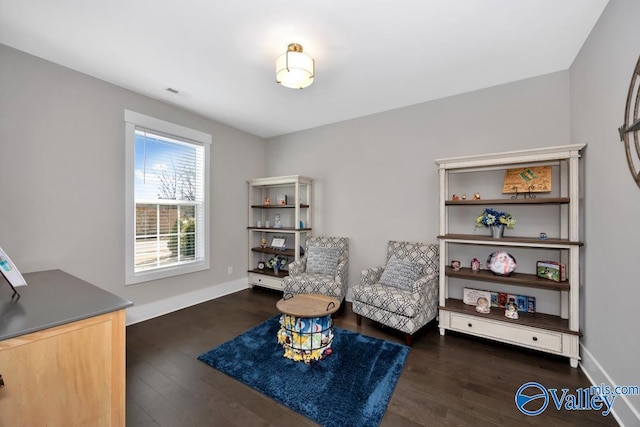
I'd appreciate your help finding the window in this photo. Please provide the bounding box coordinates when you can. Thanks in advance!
[125,110,211,284]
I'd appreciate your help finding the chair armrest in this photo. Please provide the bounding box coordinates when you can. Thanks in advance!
[360,266,384,286]
[411,273,438,293]
[335,260,349,285]
[287,256,307,276]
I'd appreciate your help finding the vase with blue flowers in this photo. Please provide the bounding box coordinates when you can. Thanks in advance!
[475,208,516,238]
[266,255,288,274]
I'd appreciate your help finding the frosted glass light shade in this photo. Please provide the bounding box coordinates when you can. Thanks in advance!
[276,43,315,89]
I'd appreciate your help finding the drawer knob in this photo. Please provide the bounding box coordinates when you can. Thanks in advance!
[467,323,473,328]
[0,374,4,387]
[532,336,538,342]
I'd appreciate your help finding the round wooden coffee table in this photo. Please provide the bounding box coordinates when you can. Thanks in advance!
[276,293,340,363]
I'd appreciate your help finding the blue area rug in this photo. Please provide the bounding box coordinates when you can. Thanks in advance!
[198,315,410,427]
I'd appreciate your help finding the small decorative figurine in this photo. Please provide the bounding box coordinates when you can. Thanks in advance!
[451,260,461,271]
[476,297,490,314]
[260,238,267,248]
[264,197,271,205]
[461,194,467,200]
[471,258,480,272]
[473,192,481,200]
[539,232,548,240]
[505,298,519,319]
[452,194,460,201]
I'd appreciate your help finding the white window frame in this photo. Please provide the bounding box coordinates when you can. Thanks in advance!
[125,110,211,285]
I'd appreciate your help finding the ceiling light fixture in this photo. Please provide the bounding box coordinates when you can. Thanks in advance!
[275,43,315,89]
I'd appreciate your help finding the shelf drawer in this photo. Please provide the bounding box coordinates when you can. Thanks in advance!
[248,272,284,290]
[448,312,563,353]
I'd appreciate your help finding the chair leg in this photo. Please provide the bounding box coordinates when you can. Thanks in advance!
[404,333,413,347]
[337,302,346,314]
[355,313,362,325]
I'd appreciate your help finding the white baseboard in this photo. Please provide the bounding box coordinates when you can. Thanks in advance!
[580,343,640,426]
[125,278,249,325]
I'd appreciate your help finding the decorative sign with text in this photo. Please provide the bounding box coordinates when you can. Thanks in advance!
[502,166,552,193]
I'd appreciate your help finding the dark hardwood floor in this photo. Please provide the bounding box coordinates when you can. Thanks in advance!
[126,288,618,426]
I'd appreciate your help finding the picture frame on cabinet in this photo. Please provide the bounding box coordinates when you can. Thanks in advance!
[491,292,499,307]
[527,296,536,313]
[536,261,566,282]
[463,288,491,306]
[498,292,508,308]
[516,295,528,312]
[270,237,286,249]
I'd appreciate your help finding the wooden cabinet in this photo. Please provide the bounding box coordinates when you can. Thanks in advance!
[0,270,131,426]
[247,175,313,290]
[0,310,126,426]
[435,144,585,368]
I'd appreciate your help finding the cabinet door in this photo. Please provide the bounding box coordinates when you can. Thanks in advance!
[0,310,125,427]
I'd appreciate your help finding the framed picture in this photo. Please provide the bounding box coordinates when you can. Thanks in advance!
[270,237,286,249]
[536,260,566,282]
[462,288,492,306]
[0,247,27,298]
[502,166,552,193]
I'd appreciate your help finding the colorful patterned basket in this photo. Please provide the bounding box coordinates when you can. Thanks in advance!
[277,313,334,363]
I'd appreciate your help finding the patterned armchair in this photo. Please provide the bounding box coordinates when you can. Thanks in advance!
[352,241,439,346]
[283,236,349,303]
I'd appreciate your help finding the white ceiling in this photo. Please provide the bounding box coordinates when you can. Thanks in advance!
[0,0,608,138]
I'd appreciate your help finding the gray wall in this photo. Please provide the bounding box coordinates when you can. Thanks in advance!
[266,71,571,299]
[570,0,640,424]
[0,44,265,313]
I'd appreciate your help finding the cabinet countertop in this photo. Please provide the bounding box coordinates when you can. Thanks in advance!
[0,269,133,341]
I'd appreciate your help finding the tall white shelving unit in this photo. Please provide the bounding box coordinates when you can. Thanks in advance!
[247,175,313,291]
[435,144,585,368]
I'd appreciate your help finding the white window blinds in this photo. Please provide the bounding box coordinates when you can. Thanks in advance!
[125,111,210,284]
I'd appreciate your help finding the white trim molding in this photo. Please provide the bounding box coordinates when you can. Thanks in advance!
[125,278,248,325]
[580,343,640,426]
[124,110,212,285]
